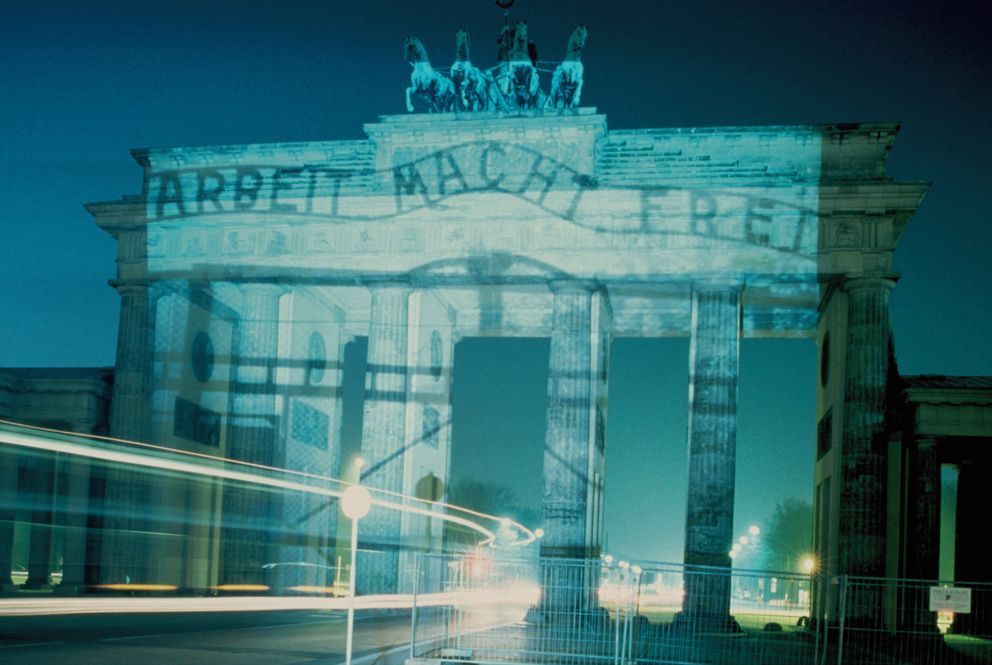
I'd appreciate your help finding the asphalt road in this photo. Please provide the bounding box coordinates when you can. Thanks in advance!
[0,609,414,665]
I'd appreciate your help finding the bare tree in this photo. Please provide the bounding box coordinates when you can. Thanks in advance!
[760,497,813,573]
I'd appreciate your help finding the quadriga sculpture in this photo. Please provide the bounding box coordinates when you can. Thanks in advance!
[551,24,587,109]
[501,20,540,110]
[405,36,455,113]
[450,29,490,112]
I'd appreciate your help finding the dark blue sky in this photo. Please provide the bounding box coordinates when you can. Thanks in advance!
[2,0,989,563]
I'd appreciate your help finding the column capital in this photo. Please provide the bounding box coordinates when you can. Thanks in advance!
[915,436,940,450]
[548,279,599,294]
[235,281,287,297]
[367,280,411,293]
[109,280,151,299]
[692,278,743,294]
[110,279,185,301]
[842,276,896,293]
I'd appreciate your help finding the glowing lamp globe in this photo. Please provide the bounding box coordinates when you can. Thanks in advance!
[341,485,372,520]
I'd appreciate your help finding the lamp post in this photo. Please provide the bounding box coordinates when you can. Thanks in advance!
[341,477,371,665]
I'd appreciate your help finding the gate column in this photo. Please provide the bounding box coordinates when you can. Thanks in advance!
[680,281,742,632]
[835,276,894,623]
[359,283,411,594]
[220,283,283,585]
[908,437,940,580]
[541,281,597,560]
[102,281,157,584]
[539,280,605,616]
[838,277,894,575]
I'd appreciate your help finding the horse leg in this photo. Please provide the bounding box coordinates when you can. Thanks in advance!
[406,85,415,112]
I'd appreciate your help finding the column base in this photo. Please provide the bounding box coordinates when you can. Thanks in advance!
[671,611,743,634]
[54,582,88,596]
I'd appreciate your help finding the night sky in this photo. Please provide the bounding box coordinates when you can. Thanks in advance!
[2,1,989,564]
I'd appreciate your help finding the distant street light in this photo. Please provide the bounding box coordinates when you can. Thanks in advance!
[800,555,816,574]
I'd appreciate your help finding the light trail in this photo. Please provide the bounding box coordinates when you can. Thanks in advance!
[0,586,542,616]
[0,419,536,547]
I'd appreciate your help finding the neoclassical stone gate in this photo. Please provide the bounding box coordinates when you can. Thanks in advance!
[84,109,927,622]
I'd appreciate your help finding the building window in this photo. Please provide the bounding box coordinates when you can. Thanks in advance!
[173,396,220,447]
[291,399,329,450]
[307,331,326,385]
[191,332,214,383]
[820,333,830,388]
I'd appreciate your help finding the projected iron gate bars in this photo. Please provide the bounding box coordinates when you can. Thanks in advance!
[83,110,926,627]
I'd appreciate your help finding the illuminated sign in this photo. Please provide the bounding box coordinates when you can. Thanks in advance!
[929,586,972,614]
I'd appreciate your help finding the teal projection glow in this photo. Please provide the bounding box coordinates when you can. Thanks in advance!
[133,116,822,320]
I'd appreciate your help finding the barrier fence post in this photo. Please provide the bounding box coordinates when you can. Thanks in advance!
[836,576,847,665]
[410,552,419,660]
[813,574,824,665]
[613,563,622,665]
[631,567,644,664]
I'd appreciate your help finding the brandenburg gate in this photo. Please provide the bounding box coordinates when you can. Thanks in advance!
[85,107,927,625]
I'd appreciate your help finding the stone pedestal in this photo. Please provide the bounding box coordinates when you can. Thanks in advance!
[358,283,410,594]
[220,283,282,586]
[681,283,741,631]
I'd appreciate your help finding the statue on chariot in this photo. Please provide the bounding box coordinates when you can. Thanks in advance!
[404,0,588,113]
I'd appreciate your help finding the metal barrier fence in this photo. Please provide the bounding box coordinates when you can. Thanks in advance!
[635,562,819,665]
[408,554,992,664]
[410,554,635,664]
[825,576,992,665]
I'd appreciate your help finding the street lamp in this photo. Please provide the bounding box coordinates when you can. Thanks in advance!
[341,482,372,665]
